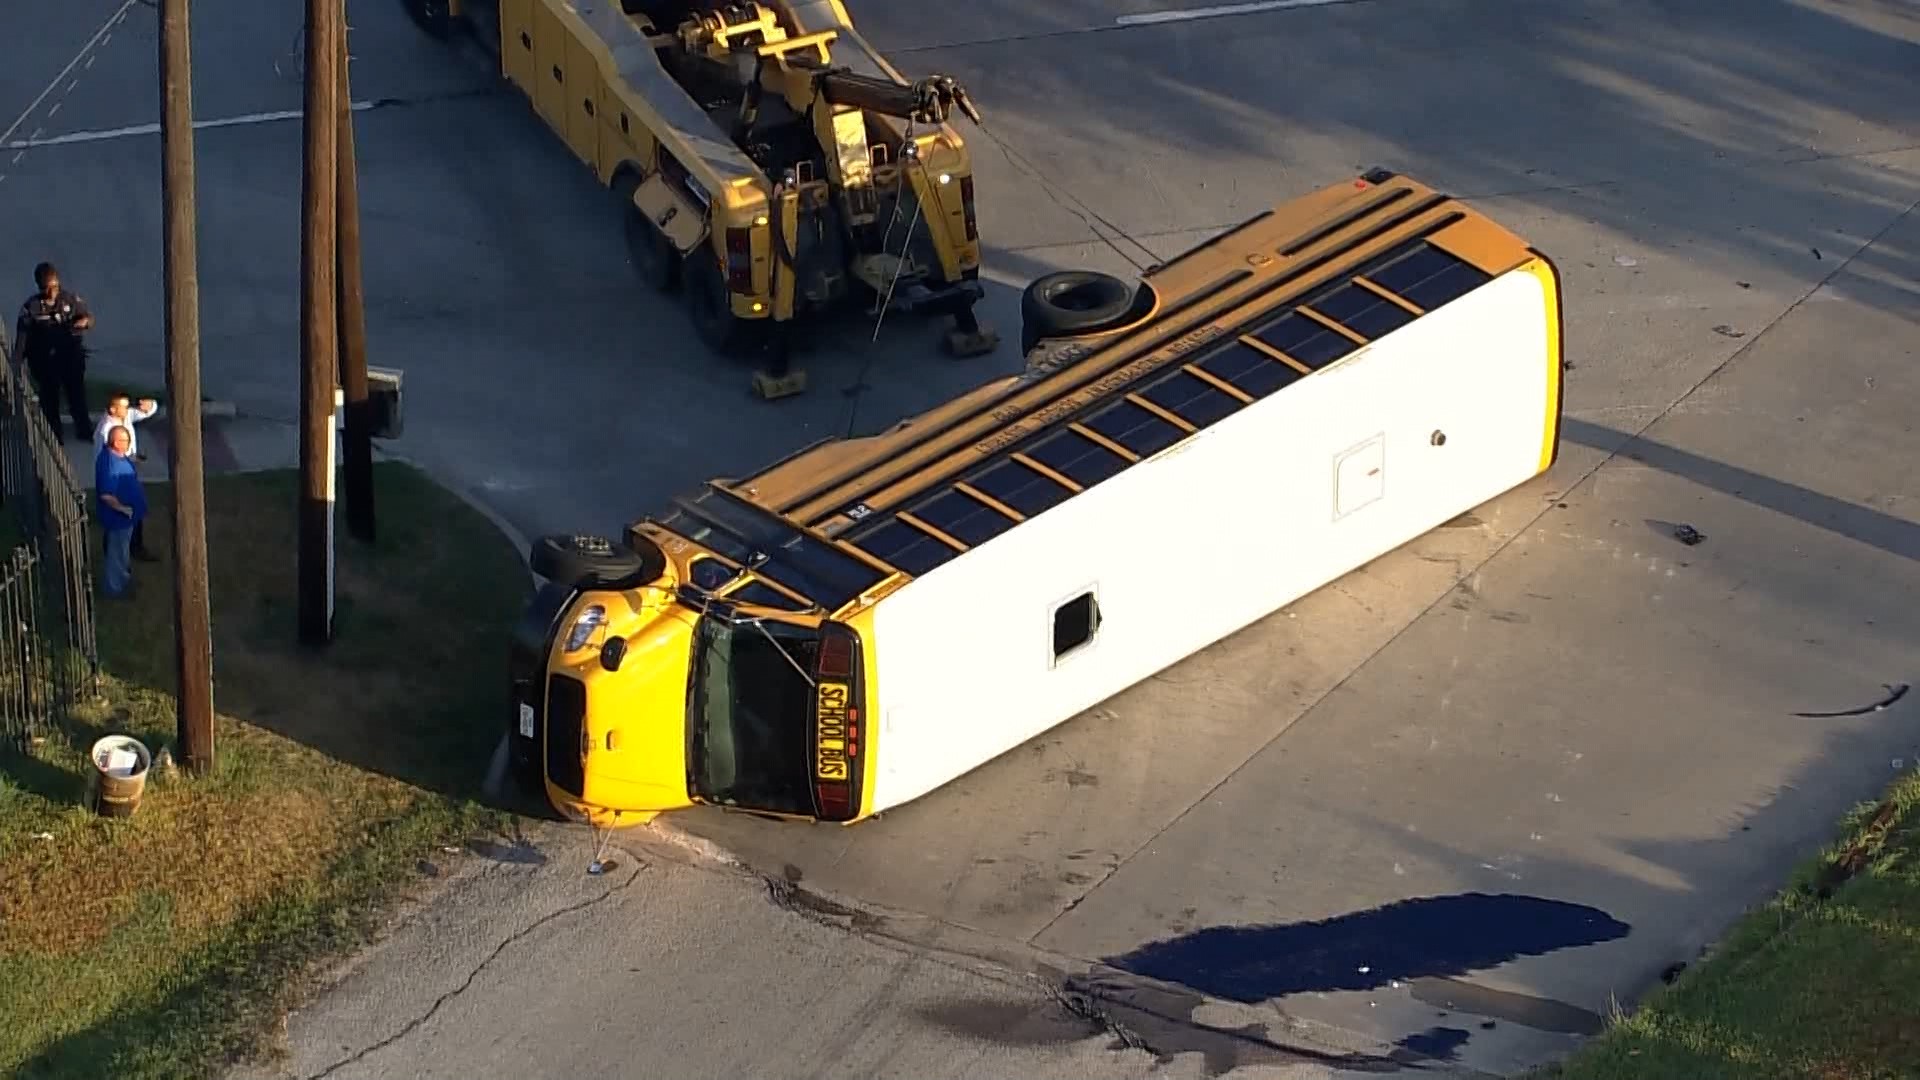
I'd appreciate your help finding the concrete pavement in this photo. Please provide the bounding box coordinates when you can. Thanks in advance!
[228,825,1428,1080]
[4,0,1919,1076]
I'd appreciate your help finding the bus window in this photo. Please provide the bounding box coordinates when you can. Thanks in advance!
[1138,370,1246,428]
[1083,399,1185,458]
[851,518,963,576]
[729,580,811,611]
[1308,282,1415,340]
[1023,429,1128,488]
[966,458,1074,519]
[1365,242,1491,311]
[689,557,739,592]
[1195,341,1303,399]
[909,489,1017,548]
[1252,312,1355,369]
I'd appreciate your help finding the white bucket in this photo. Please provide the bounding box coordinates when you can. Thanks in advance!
[89,734,152,817]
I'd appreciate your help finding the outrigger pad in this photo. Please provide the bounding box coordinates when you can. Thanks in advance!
[944,321,999,358]
[752,368,809,400]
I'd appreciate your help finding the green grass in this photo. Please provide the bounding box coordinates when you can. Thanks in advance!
[1537,770,1920,1080]
[0,463,531,1079]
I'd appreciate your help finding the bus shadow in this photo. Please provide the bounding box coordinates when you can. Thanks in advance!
[1561,417,1920,563]
[1103,892,1630,1005]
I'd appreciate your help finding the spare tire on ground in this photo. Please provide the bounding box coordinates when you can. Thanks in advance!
[1020,270,1139,354]
[530,533,666,590]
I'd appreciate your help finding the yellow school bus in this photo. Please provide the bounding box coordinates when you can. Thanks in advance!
[506,169,1565,828]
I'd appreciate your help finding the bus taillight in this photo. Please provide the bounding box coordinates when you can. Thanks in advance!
[815,783,851,818]
[819,632,853,677]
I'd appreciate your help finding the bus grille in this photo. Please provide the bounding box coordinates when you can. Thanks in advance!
[545,674,587,798]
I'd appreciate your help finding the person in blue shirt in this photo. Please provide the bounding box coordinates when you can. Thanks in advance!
[95,423,147,596]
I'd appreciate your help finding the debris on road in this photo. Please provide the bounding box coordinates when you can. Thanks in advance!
[1711,324,1745,339]
[1791,683,1910,719]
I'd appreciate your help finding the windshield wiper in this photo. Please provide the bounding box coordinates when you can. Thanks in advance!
[679,585,816,688]
[746,617,815,688]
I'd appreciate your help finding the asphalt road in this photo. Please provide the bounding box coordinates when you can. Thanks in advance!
[5,0,1919,1077]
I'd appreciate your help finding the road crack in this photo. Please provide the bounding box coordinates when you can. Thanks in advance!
[302,856,645,1080]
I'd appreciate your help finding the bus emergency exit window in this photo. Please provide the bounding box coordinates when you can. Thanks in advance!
[1052,589,1101,665]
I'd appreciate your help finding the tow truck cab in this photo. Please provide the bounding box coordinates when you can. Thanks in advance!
[506,533,873,827]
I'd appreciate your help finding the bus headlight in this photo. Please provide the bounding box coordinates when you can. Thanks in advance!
[565,605,606,652]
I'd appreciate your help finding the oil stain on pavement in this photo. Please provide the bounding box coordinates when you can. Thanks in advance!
[1393,1025,1472,1060]
[1104,891,1631,1003]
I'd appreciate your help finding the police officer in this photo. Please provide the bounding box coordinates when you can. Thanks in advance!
[10,262,96,441]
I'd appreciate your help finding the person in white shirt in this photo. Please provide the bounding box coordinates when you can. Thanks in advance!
[94,389,160,562]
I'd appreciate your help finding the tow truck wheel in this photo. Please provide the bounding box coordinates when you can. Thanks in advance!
[530,533,666,590]
[617,176,680,292]
[684,247,754,356]
[402,0,456,38]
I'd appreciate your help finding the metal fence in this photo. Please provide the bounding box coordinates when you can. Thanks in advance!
[0,343,101,750]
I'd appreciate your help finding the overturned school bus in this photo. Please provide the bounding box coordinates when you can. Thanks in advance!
[506,170,1566,827]
[403,0,993,398]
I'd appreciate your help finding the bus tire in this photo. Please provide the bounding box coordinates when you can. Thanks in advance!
[685,246,754,356]
[617,177,680,292]
[1020,270,1135,352]
[530,533,666,590]
[402,0,456,39]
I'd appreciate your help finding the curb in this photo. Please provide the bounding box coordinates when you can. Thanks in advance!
[641,819,746,870]
[373,448,536,582]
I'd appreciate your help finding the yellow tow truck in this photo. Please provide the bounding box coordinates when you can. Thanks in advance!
[402,0,997,398]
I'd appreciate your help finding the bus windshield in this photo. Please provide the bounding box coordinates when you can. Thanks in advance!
[686,614,820,816]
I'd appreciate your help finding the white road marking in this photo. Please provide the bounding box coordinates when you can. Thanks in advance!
[46,102,62,118]
[0,0,134,148]
[4,101,381,150]
[1117,0,1356,26]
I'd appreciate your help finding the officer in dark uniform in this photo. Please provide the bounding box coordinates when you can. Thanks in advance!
[10,262,96,441]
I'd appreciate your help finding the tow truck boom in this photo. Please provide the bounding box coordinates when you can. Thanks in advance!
[812,69,984,128]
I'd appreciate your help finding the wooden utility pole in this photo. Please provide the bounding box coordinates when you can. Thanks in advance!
[298,0,340,646]
[159,0,215,772]
[336,20,375,544]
